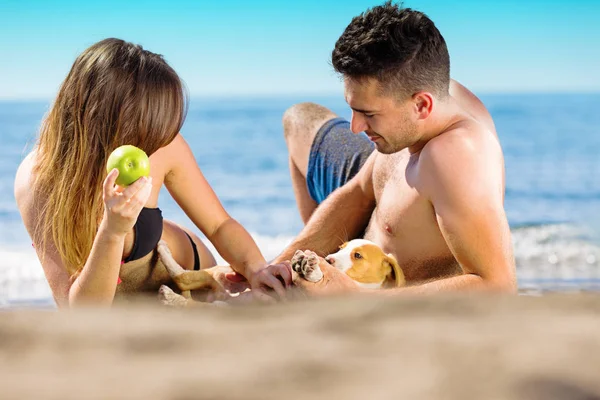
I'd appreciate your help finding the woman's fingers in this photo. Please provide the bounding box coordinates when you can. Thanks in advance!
[258,273,287,300]
[121,176,151,201]
[101,172,153,236]
[225,272,248,283]
[271,263,292,287]
[123,177,153,210]
[109,177,152,212]
[103,169,120,199]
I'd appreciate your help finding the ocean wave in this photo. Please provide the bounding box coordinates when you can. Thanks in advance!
[1,224,599,307]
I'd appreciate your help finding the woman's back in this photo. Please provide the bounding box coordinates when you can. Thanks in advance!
[16,38,269,308]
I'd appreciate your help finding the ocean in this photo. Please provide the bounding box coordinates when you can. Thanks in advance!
[1,93,599,307]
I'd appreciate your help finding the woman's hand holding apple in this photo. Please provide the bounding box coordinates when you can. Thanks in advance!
[101,169,153,237]
[101,146,153,237]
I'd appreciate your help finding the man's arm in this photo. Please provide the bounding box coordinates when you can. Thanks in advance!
[402,126,516,293]
[377,273,495,295]
[293,126,517,297]
[272,152,378,263]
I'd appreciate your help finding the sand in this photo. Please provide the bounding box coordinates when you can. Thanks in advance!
[1,293,600,400]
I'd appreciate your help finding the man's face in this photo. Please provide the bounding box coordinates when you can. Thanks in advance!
[344,77,418,155]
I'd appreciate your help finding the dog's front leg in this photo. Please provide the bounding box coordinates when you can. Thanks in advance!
[157,240,217,293]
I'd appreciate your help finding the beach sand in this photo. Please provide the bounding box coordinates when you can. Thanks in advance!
[2,293,600,399]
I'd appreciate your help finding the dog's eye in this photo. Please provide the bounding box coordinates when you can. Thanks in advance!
[354,252,362,259]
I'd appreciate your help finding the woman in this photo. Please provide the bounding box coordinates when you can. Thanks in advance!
[14,38,279,307]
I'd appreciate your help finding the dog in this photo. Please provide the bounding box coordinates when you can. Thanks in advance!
[156,240,241,308]
[290,239,405,289]
[156,238,404,307]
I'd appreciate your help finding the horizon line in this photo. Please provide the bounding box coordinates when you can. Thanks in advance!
[1,90,600,103]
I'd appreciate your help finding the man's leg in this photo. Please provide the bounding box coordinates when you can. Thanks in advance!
[283,102,337,224]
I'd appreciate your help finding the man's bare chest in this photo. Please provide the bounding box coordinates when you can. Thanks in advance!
[371,151,427,231]
[366,152,458,280]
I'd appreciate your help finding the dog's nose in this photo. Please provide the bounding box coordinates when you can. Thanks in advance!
[325,256,335,265]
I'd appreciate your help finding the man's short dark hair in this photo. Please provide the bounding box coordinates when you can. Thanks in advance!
[332,1,450,99]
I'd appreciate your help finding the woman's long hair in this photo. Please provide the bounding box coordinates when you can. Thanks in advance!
[33,38,187,276]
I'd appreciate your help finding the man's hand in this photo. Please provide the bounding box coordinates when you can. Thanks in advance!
[291,254,359,297]
[247,262,293,302]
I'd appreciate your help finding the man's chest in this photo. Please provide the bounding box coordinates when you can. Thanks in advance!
[372,151,428,230]
[367,152,458,280]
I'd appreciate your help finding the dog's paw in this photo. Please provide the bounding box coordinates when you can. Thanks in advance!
[303,251,324,282]
[291,250,304,273]
[291,250,305,272]
[158,285,189,307]
[291,250,323,283]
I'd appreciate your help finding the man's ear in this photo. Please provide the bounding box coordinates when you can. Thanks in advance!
[412,91,434,120]
[383,254,405,288]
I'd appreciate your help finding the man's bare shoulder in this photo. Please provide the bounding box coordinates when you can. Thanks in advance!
[424,118,501,162]
[418,121,504,196]
[450,80,496,134]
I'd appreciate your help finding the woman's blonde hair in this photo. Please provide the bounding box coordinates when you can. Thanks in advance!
[33,38,187,276]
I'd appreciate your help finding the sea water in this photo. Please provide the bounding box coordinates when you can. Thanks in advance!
[1,93,599,307]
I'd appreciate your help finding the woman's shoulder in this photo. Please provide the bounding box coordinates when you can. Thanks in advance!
[150,133,194,173]
[14,151,44,238]
[14,151,36,208]
[159,133,187,157]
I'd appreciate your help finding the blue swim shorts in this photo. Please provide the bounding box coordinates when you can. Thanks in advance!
[306,117,375,204]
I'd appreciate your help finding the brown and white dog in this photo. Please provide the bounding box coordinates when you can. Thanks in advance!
[290,239,405,289]
[156,241,241,308]
[157,238,405,307]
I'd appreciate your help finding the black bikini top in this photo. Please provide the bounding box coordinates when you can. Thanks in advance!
[123,207,163,263]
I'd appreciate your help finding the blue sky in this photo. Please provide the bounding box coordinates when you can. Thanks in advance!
[1,0,599,99]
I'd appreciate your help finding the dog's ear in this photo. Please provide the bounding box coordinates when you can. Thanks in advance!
[339,242,348,250]
[383,254,405,288]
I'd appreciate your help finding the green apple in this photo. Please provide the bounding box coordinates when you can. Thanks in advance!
[106,145,150,186]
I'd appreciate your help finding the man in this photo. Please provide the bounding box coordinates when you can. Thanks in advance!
[248,2,516,299]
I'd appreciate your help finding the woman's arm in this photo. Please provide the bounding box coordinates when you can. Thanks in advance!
[16,165,153,307]
[66,220,126,306]
[163,135,267,278]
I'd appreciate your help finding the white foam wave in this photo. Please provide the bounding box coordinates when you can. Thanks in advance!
[0,233,295,308]
[204,232,295,265]
[1,225,599,307]
[0,246,53,307]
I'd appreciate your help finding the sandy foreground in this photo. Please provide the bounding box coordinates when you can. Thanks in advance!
[1,293,600,400]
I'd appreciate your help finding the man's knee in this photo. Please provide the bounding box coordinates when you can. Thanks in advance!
[282,102,337,144]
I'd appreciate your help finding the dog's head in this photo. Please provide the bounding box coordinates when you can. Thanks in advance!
[325,239,405,288]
